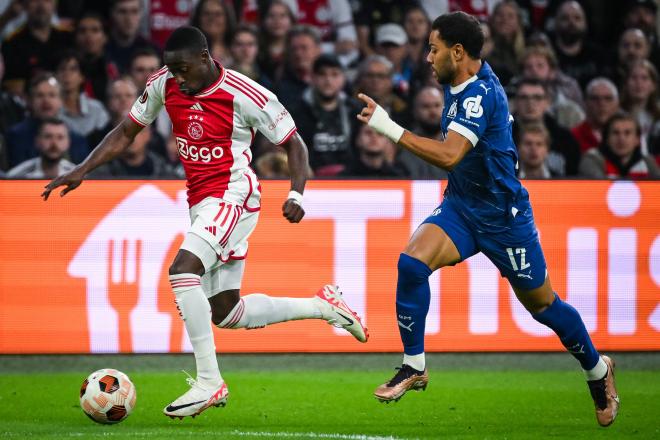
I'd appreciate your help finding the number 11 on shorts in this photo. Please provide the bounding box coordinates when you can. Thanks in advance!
[506,247,530,271]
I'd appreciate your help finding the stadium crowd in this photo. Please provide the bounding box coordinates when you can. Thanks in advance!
[0,0,659,179]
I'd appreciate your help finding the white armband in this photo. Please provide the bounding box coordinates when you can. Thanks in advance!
[287,190,303,206]
[368,105,405,142]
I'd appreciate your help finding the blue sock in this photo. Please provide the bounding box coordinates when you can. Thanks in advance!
[396,253,432,356]
[532,293,600,370]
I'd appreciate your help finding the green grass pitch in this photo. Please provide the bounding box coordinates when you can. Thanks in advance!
[0,353,658,439]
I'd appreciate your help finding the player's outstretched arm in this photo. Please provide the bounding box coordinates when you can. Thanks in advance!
[41,118,143,200]
[279,132,309,223]
[356,93,472,171]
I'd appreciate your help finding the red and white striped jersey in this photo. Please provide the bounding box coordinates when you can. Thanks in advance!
[129,61,297,208]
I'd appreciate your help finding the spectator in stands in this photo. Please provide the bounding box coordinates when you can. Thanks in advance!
[75,11,119,103]
[512,78,581,176]
[354,0,417,57]
[517,123,557,179]
[0,96,25,171]
[0,52,26,147]
[128,47,161,92]
[520,45,584,109]
[289,0,358,63]
[101,75,168,164]
[403,6,431,71]
[254,150,290,178]
[398,86,447,180]
[572,77,621,153]
[622,0,660,69]
[579,112,660,178]
[354,55,410,127]
[550,0,609,88]
[342,124,405,177]
[190,0,236,64]
[620,59,660,155]
[289,54,359,176]
[126,46,172,143]
[93,126,176,177]
[421,0,500,23]
[227,25,272,89]
[106,0,159,73]
[613,28,652,86]
[277,25,321,108]
[258,0,297,81]
[56,51,109,139]
[5,73,88,167]
[7,117,75,178]
[486,0,526,86]
[514,45,584,129]
[374,23,413,98]
[1,0,73,97]
[88,76,137,146]
[0,49,26,171]
[480,21,495,59]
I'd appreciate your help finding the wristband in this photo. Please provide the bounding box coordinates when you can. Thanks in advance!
[287,190,303,206]
[368,104,405,142]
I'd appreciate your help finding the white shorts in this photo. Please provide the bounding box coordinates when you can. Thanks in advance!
[180,196,259,297]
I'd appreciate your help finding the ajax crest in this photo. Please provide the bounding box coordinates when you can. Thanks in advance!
[188,121,203,139]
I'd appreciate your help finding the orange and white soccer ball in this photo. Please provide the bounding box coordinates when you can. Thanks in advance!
[79,369,136,424]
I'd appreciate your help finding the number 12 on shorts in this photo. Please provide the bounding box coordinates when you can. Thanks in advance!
[506,247,530,271]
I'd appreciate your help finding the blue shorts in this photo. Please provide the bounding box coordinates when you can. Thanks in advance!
[423,198,547,290]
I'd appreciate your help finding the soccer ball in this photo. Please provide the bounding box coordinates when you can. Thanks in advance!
[79,369,136,424]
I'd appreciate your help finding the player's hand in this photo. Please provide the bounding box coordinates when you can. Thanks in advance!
[356,93,377,124]
[41,167,85,201]
[282,199,305,223]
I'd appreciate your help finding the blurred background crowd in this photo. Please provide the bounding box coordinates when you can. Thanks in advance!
[0,0,659,180]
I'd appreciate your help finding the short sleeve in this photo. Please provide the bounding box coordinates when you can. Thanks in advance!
[247,96,297,145]
[448,84,491,147]
[128,71,167,127]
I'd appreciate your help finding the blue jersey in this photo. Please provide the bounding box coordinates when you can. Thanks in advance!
[441,62,529,233]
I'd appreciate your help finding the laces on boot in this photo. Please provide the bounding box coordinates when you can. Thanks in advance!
[386,365,422,387]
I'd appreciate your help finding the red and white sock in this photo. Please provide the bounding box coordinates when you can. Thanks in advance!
[170,273,222,386]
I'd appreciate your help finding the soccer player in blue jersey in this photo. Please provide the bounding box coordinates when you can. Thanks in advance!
[356,12,619,426]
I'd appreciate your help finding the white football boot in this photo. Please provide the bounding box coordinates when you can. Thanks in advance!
[163,372,229,419]
[314,284,369,343]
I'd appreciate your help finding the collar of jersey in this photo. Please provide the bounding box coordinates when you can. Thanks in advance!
[195,60,226,97]
[449,74,478,95]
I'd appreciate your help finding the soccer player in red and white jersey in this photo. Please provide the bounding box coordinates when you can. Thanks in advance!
[42,26,368,419]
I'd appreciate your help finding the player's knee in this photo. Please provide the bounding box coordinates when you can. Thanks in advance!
[209,291,240,325]
[527,295,556,314]
[169,250,205,276]
[519,290,556,314]
[398,253,432,283]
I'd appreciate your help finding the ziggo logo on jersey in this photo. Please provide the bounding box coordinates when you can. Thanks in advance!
[176,137,223,162]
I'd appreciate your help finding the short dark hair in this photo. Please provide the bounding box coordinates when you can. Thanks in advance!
[129,47,161,67]
[75,11,109,35]
[519,122,550,146]
[604,112,641,139]
[287,25,321,47]
[232,24,258,44]
[37,117,67,135]
[432,12,484,59]
[313,54,342,74]
[164,26,208,53]
[515,77,548,96]
[28,72,60,96]
[56,49,82,72]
